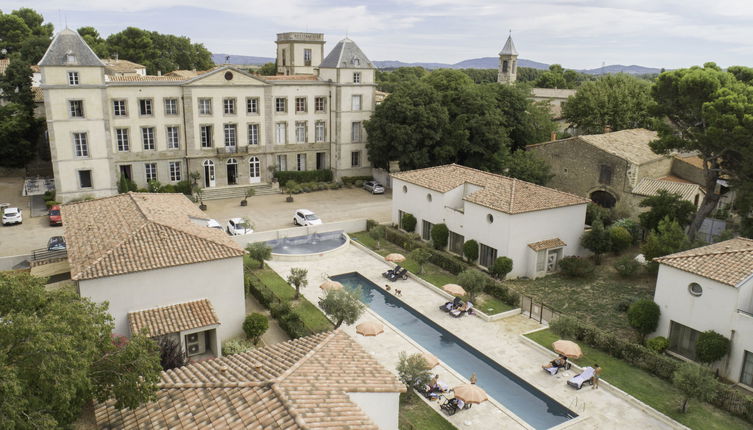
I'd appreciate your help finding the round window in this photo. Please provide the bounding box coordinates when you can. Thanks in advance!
[688,282,703,297]
[402,185,407,193]
[426,193,432,202]
[224,71,234,80]
[487,214,494,224]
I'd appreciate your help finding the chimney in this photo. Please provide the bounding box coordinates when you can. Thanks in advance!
[157,70,161,76]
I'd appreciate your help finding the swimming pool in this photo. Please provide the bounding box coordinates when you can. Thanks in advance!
[265,230,348,259]
[331,272,576,430]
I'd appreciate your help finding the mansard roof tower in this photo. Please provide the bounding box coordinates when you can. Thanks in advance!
[497,34,518,84]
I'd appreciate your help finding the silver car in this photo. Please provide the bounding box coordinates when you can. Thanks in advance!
[363,181,385,194]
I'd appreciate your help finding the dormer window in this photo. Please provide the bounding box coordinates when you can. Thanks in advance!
[67,71,79,86]
[66,53,76,64]
[352,57,360,66]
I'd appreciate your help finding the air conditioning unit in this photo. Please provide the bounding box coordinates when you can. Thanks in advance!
[184,332,206,356]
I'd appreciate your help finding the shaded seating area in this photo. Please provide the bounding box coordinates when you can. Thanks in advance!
[382,265,408,281]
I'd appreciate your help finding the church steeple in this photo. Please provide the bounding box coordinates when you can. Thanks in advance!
[497,33,518,84]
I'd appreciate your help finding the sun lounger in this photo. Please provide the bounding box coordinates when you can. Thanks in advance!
[567,366,595,389]
[450,302,473,318]
[382,265,402,279]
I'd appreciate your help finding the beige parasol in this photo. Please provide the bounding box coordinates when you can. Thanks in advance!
[442,283,466,296]
[552,340,583,359]
[356,321,384,337]
[452,383,489,404]
[385,253,406,263]
[319,280,344,291]
[421,352,439,369]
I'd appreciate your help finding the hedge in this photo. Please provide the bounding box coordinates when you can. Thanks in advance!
[549,316,753,423]
[341,175,373,185]
[274,169,333,187]
[245,274,316,339]
[366,219,380,231]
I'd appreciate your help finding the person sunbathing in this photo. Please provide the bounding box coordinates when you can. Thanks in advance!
[450,301,473,317]
[542,355,568,375]
[440,297,463,312]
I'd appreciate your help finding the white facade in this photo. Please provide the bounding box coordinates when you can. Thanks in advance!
[653,265,753,387]
[391,177,587,279]
[347,392,400,430]
[78,256,245,350]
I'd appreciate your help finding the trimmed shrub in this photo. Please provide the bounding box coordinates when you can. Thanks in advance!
[586,202,613,226]
[490,256,513,280]
[274,169,333,187]
[430,223,449,249]
[366,219,380,231]
[341,175,373,185]
[175,180,192,195]
[696,330,730,365]
[614,256,641,278]
[43,190,56,201]
[427,248,465,275]
[609,226,633,254]
[613,218,641,244]
[45,200,61,208]
[463,240,479,263]
[484,281,520,308]
[270,301,293,320]
[401,213,417,233]
[647,336,669,354]
[627,299,661,343]
[559,256,595,278]
[222,338,253,356]
[242,313,269,344]
[278,312,308,339]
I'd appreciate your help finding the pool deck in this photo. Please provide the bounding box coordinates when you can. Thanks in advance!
[266,244,683,430]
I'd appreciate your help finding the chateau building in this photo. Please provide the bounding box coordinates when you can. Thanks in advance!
[39,29,375,202]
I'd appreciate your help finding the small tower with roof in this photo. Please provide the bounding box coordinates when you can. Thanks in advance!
[497,33,518,84]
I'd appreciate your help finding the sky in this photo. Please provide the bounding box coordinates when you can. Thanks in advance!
[9,0,753,69]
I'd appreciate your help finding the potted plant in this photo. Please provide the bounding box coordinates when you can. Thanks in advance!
[241,188,255,206]
[196,189,207,211]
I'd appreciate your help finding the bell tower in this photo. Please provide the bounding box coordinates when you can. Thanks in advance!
[497,33,518,84]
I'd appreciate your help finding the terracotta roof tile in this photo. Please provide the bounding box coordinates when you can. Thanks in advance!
[391,164,588,214]
[102,58,146,73]
[106,74,187,82]
[530,128,662,165]
[95,331,405,429]
[129,299,220,337]
[655,237,753,286]
[632,177,703,202]
[62,192,244,280]
[261,74,319,81]
[528,238,567,251]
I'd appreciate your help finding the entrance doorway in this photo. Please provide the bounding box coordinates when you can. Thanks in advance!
[227,158,238,185]
[249,156,260,183]
[316,152,326,170]
[203,160,215,188]
[119,165,132,181]
[590,190,616,209]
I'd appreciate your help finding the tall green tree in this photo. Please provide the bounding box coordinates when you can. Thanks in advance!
[287,267,308,299]
[650,63,753,240]
[105,27,213,74]
[318,288,365,328]
[0,13,31,56]
[500,150,553,185]
[457,269,486,302]
[0,272,161,428]
[563,73,654,134]
[375,66,427,92]
[77,26,109,58]
[638,190,697,232]
[256,62,277,76]
[12,8,53,63]
[0,54,37,168]
[672,363,717,413]
[581,217,612,264]
[642,217,691,264]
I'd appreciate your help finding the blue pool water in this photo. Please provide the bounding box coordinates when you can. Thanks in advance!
[332,272,576,430]
[265,230,346,254]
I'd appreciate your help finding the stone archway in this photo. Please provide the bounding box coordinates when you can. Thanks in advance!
[590,190,617,209]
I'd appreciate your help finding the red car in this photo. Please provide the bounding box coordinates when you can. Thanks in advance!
[49,205,62,226]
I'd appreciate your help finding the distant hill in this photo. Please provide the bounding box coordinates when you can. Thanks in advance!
[212,53,662,75]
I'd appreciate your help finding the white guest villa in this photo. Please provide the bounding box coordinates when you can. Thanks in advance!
[62,192,246,359]
[653,237,753,388]
[391,164,589,279]
[39,29,376,202]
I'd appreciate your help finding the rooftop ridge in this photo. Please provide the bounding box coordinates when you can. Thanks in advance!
[71,220,151,280]
[159,381,268,389]
[656,243,753,261]
[271,382,310,429]
[273,331,339,383]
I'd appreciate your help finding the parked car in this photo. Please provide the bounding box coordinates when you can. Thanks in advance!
[206,219,223,230]
[49,204,62,226]
[47,236,66,251]
[293,209,322,226]
[363,180,385,194]
[226,218,253,236]
[2,207,22,225]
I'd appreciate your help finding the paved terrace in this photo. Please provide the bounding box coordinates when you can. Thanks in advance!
[266,243,682,429]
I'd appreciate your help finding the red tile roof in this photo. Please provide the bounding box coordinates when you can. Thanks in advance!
[128,299,220,337]
[655,237,753,286]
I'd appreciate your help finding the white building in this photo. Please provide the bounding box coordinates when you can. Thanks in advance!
[96,331,405,429]
[390,164,589,279]
[62,192,246,359]
[39,29,375,202]
[653,238,753,388]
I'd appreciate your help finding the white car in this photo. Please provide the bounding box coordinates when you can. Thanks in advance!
[226,218,253,236]
[2,207,22,225]
[293,209,322,226]
[206,219,223,230]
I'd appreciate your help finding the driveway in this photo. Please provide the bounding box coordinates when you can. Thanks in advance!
[0,177,57,257]
[201,188,392,233]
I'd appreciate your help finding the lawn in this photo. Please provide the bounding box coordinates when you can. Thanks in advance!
[399,392,457,430]
[351,232,513,314]
[526,329,752,430]
[506,250,656,339]
[252,268,333,333]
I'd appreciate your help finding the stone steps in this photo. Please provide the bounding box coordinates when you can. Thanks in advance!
[200,184,280,201]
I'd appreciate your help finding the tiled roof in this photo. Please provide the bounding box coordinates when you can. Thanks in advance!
[632,177,703,202]
[62,192,244,281]
[106,74,186,82]
[320,38,374,69]
[262,74,319,81]
[391,164,588,214]
[39,28,104,67]
[674,154,704,169]
[499,35,519,56]
[102,58,146,73]
[655,237,753,286]
[658,175,694,184]
[531,88,577,99]
[128,299,220,337]
[530,129,662,165]
[95,331,406,429]
[528,238,567,251]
